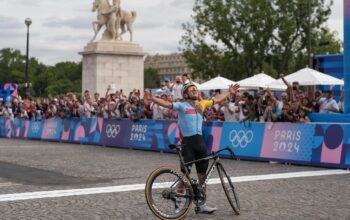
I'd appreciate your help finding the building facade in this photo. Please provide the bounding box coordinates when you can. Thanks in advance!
[144,53,193,81]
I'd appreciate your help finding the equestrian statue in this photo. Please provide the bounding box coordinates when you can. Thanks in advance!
[90,0,136,42]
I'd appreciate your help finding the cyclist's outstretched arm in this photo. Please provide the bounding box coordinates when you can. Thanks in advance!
[213,84,240,104]
[144,91,173,109]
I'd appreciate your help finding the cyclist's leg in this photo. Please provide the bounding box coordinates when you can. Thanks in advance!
[192,135,209,189]
[193,135,217,214]
[177,136,195,194]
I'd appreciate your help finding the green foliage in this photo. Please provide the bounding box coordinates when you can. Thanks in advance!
[44,61,82,96]
[0,48,26,84]
[0,48,82,97]
[314,27,343,55]
[180,0,342,80]
[144,68,160,89]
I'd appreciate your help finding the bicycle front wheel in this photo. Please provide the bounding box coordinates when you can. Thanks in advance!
[217,163,240,215]
[145,166,193,220]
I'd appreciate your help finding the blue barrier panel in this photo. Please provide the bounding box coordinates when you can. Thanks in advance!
[312,124,350,168]
[260,123,316,164]
[100,119,131,148]
[127,120,175,151]
[342,124,350,168]
[162,120,181,153]
[1,117,350,169]
[12,118,26,138]
[151,120,178,152]
[41,117,63,141]
[309,113,350,123]
[28,120,45,139]
[61,117,82,142]
[127,120,156,150]
[203,121,225,153]
[0,117,11,138]
[218,122,265,160]
[69,117,102,144]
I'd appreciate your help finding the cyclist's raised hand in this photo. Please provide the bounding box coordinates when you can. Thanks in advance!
[229,84,240,95]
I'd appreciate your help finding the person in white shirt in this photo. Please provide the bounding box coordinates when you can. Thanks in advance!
[318,90,339,113]
[83,96,95,118]
[170,75,183,100]
[162,78,172,93]
[150,94,164,119]
[220,97,238,121]
[232,94,241,121]
[2,103,14,118]
[108,101,120,119]
[182,73,191,84]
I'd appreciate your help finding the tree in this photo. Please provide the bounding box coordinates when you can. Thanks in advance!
[0,48,26,84]
[0,48,83,97]
[292,27,343,70]
[180,0,339,80]
[271,0,334,73]
[45,61,82,96]
[30,61,48,97]
[313,27,343,55]
[144,68,160,89]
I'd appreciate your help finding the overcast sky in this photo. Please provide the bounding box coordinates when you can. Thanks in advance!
[0,0,344,65]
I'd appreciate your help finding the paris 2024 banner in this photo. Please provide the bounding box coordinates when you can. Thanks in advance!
[0,117,349,169]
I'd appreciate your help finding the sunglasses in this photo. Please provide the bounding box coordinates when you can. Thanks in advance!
[187,86,198,93]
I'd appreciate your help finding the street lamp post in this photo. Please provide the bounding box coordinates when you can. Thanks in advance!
[24,18,32,96]
[307,0,312,69]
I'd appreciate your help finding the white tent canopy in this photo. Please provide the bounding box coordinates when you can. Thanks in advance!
[198,76,235,90]
[267,67,344,88]
[237,73,285,90]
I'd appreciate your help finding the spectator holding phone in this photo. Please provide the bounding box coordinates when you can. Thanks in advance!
[319,90,339,113]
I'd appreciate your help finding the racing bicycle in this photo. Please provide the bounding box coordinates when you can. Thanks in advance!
[145,144,240,219]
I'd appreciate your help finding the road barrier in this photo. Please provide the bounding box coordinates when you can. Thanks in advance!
[0,117,349,169]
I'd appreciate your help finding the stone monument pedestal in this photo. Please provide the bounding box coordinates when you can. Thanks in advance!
[79,41,145,97]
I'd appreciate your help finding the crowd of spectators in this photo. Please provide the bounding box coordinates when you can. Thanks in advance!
[213,73,344,123]
[0,73,345,123]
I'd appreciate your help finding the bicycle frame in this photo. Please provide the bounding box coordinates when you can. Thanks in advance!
[189,155,218,187]
[145,146,240,219]
[176,149,224,189]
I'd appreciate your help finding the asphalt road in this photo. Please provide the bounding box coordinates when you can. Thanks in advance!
[0,138,349,220]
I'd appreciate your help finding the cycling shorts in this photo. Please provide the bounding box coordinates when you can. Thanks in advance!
[181,134,208,173]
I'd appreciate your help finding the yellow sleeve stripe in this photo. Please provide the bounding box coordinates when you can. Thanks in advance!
[199,99,214,112]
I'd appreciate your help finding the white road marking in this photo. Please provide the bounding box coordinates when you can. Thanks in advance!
[0,169,348,202]
[0,182,19,187]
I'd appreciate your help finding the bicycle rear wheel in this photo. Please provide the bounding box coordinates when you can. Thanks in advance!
[145,166,193,219]
[217,163,240,215]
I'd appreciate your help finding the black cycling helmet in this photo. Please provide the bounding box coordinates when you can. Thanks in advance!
[181,83,197,99]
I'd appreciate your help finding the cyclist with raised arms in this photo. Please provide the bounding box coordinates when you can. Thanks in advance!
[144,83,240,214]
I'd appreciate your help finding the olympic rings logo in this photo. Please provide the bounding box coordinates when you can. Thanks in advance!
[106,124,121,138]
[229,130,254,148]
[32,122,40,133]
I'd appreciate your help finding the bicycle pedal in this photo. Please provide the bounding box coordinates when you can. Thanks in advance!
[194,206,200,214]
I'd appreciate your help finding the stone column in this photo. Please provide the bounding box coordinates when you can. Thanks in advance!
[79,41,145,97]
